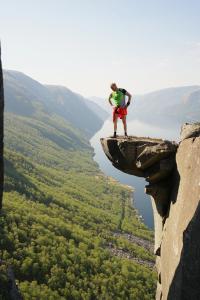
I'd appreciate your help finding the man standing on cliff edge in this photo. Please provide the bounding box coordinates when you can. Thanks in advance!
[108,83,132,138]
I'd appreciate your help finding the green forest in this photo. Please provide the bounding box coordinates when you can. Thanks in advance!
[0,72,156,299]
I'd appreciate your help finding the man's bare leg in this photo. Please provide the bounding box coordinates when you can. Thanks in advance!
[113,114,118,137]
[122,116,127,136]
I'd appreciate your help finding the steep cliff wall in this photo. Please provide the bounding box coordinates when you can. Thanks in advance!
[159,128,200,300]
[101,123,200,300]
[0,44,4,209]
[101,136,178,256]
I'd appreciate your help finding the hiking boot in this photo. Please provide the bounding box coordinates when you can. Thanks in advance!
[112,132,117,138]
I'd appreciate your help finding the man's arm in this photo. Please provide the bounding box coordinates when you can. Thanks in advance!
[125,91,132,107]
[108,93,113,106]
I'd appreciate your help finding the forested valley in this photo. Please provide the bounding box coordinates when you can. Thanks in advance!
[0,71,156,300]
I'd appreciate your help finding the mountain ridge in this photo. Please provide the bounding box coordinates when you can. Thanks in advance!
[4,69,107,138]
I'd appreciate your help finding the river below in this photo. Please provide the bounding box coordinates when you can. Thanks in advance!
[90,119,179,229]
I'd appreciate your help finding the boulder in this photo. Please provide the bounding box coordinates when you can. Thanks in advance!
[180,122,200,141]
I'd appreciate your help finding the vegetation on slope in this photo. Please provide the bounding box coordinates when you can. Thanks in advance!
[1,71,156,299]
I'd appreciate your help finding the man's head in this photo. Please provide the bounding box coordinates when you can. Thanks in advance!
[110,82,118,91]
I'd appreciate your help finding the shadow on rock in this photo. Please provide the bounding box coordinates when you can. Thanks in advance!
[168,201,200,300]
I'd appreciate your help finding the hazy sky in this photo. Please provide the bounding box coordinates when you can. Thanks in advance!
[1,0,200,97]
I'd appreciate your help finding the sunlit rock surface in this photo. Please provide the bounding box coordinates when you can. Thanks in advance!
[101,124,200,300]
[161,129,200,300]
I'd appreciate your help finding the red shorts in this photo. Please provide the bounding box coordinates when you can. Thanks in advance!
[113,107,127,122]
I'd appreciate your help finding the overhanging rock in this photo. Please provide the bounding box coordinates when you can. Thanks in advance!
[101,136,178,254]
[101,124,200,300]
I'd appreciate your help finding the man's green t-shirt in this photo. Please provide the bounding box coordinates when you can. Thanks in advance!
[111,88,127,107]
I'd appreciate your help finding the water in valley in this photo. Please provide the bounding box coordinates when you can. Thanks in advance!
[90,118,179,229]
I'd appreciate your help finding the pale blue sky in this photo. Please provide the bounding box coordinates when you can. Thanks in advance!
[1,0,200,97]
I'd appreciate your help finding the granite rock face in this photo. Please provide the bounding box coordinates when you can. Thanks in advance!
[101,136,178,255]
[101,124,200,300]
[161,130,200,300]
[180,122,200,141]
[0,44,4,209]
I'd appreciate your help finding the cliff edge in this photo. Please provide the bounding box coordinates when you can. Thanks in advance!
[101,123,200,300]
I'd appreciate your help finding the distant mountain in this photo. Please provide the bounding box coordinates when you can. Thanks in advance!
[3,70,107,137]
[83,98,108,121]
[89,96,111,113]
[128,86,200,127]
[164,88,200,124]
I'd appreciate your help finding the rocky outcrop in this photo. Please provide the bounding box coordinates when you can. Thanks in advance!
[101,136,178,255]
[107,243,155,268]
[107,231,154,268]
[0,44,4,209]
[160,126,200,300]
[101,123,200,300]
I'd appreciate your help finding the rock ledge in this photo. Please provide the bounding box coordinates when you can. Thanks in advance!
[101,124,200,300]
